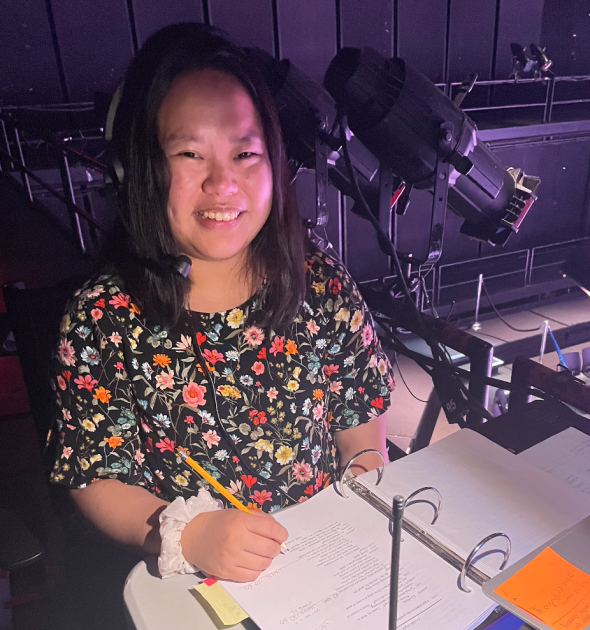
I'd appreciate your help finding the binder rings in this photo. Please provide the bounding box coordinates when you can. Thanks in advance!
[221,430,590,630]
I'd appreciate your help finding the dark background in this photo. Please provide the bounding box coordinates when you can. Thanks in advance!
[0,4,589,627]
[0,0,589,298]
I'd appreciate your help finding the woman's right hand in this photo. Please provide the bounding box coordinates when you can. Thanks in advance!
[180,509,288,582]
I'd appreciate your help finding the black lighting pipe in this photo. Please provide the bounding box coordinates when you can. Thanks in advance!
[324,47,541,247]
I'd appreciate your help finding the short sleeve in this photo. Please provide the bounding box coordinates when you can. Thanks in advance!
[308,254,395,433]
[49,280,151,489]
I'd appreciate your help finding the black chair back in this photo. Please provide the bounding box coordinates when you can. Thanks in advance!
[3,279,83,458]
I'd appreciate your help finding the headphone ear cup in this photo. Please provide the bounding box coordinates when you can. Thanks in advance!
[104,81,125,190]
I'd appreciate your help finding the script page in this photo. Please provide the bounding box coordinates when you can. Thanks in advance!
[360,430,590,575]
[519,427,590,496]
[222,486,493,630]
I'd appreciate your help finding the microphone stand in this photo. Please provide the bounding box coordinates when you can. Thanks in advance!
[389,495,405,630]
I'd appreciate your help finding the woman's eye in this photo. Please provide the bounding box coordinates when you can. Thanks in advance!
[180,151,197,158]
[237,152,256,159]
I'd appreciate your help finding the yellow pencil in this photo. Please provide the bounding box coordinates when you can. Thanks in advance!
[177,449,288,552]
[178,450,251,513]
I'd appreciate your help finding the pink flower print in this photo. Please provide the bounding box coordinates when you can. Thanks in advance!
[266,387,278,402]
[243,326,265,347]
[306,319,319,336]
[312,403,324,421]
[109,332,122,347]
[203,430,220,448]
[135,449,145,465]
[292,460,313,483]
[155,437,175,453]
[183,382,206,407]
[74,374,98,392]
[361,323,373,348]
[57,338,76,366]
[269,335,284,356]
[61,446,73,459]
[202,349,225,365]
[184,415,195,424]
[252,490,272,505]
[315,470,323,490]
[323,364,339,378]
[109,293,131,309]
[90,308,103,321]
[228,479,243,494]
[329,381,343,394]
[155,369,174,389]
[252,361,265,376]
[328,277,341,294]
[56,375,67,391]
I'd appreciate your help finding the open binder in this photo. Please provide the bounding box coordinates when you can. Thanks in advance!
[222,430,590,630]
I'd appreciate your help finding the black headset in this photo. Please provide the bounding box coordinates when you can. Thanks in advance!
[103,82,192,279]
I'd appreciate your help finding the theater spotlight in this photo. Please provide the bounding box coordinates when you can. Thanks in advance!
[510,43,535,78]
[529,43,553,74]
[246,48,399,226]
[324,47,541,247]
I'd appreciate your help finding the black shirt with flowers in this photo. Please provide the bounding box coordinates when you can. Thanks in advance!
[49,251,395,512]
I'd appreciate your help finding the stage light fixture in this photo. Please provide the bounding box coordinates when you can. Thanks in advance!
[323,47,541,247]
[246,47,398,228]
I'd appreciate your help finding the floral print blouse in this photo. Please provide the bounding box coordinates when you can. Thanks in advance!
[49,251,395,512]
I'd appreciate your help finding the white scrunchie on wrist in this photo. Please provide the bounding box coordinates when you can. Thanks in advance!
[158,488,223,579]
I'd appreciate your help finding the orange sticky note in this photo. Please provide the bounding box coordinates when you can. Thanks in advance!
[494,547,590,630]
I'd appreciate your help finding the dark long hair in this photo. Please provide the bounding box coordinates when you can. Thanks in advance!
[110,23,307,331]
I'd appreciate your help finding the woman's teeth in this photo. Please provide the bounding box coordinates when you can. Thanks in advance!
[199,210,241,222]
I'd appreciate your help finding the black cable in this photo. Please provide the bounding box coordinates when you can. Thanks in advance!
[393,355,429,404]
[482,280,541,333]
[338,112,447,368]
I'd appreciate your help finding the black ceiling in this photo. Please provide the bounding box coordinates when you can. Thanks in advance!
[2,0,588,107]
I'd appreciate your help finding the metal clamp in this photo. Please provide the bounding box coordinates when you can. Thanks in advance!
[459,533,511,593]
[335,449,385,498]
[404,486,443,525]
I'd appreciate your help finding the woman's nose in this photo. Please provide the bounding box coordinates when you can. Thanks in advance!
[202,160,238,196]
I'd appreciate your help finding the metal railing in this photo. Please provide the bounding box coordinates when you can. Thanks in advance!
[436,237,590,308]
[0,109,109,255]
[436,74,590,125]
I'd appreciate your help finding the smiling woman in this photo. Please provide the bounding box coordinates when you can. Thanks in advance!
[110,23,306,329]
[158,68,274,312]
[48,23,395,587]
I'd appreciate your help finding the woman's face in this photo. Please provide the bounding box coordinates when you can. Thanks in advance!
[158,68,273,267]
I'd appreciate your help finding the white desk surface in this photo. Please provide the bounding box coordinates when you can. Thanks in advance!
[124,558,253,630]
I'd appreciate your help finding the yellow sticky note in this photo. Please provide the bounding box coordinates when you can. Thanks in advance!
[494,547,590,630]
[194,579,249,626]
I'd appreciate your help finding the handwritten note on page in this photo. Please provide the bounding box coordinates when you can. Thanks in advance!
[519,428,590,496]
[221,486,494,630]
[493,547,590,630]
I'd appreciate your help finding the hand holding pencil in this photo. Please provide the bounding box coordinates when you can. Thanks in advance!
[177,450,289,582]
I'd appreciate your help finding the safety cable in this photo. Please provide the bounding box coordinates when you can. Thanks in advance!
[393,354,429,404]
[481,279,541,333]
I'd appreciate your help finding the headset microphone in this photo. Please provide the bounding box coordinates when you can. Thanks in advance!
[173,255,192,278]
